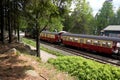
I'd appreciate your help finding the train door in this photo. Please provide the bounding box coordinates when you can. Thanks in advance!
[116,42,120,54]
[112,42,118,54]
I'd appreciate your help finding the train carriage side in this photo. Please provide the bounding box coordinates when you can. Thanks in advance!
[40,32,46,41]
[82,38,113,54]
[61,35,82,48]
[61,34,84,48]
[40,31,59,43]
[61,33,120,55]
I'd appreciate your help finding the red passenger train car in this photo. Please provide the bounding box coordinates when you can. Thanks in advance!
[39,31,120,55]
[40,31,61,43]
[61,33,120,55]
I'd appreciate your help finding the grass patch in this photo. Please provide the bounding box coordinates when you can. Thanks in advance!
[22,38,36,47]
[48,56,120,80]
[22,38,64,56]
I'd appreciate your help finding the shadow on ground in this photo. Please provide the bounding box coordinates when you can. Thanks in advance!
[0,51,34,80]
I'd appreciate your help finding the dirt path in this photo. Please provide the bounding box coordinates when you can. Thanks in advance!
[29,45,57,62]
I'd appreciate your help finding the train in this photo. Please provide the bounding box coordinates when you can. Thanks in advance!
[40,31,120,56]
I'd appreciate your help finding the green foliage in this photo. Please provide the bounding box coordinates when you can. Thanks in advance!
[22,38,36,47]
[19,17,28,31]
[22,38,64,56]
[95,1,114,35]
[41,46,64,56]
[48,56,120,80]
[48,17,64,32]
[23,0,73,32]
[23,0,71,56]
[24,0,59,30]
[63,0,94,34]
[116,7,120,25]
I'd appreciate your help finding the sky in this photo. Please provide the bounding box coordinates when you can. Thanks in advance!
[86,0,120,16]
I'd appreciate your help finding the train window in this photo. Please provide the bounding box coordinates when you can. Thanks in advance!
[48,34,50,38]
[49,35,51,38]
[51,35,53,38]
[106,42,111,48]
[66,36,69,41]
[94,40,98,43]
[93,40,98,45]
[64,36,67,40]
[74,38,78,41]
[44,34,46,37]
[86,39,92,44]
[93,40,100,46]
[102,41,111,48]
[45,34,47,37]
[117,42,120,47]
[102,42,106,47]
[73,38,78,42]
[70,37,73,40]
[40,33,42,37]
[50,35,52,38]
[47,34,50,38]
[42,33,43,36]
[69,37,73,41]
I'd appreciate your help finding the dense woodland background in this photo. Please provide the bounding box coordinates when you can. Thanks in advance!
[0,0,120,57]
[20,0,120,35]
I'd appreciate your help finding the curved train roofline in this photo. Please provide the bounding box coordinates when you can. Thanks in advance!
[41,31,58,34]
[61,33,120,42]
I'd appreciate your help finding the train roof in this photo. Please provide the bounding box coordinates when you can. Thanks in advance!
[41,31,58,34]
[62,33,120,42]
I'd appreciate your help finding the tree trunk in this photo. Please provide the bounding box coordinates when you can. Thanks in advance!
[17,23,20,42]
[1,2,4,43]
[35,9,40,57]
[36,29,40,57]
[8,0,12,43]
[7,0,12,43]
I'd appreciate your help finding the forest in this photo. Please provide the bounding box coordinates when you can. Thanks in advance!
[19,0,120,35]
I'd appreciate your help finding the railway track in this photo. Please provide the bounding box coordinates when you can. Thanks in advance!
[40,41,120,67]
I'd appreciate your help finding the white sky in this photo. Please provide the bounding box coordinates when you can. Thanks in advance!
[86,0,120,16]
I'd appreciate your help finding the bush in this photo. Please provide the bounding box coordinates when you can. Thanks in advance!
[48,56,120,80]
